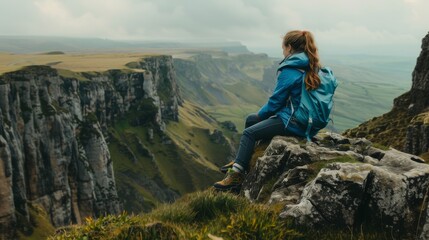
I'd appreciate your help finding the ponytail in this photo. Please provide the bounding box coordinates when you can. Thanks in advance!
[302,31,321,90]
[283,30,321,90]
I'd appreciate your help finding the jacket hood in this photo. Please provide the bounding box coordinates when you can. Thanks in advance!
[277,52,309,70]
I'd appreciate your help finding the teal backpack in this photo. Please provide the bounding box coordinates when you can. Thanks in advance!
[292,67,338,141]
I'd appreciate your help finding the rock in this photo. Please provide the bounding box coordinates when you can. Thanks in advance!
[241,133,429,238]
[405,112,429,156]
[281,163,372,227]
[269,165,311,205]
[220,121,237,132]
[242,137,311,202]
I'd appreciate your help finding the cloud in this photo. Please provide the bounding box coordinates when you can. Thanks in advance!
[0,0,427,56]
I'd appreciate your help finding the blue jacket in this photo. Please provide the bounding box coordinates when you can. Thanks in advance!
[257,52,309,135]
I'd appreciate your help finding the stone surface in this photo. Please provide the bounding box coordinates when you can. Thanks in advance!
[241,133,429,238]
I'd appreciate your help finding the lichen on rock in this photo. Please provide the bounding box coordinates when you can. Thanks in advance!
[241,133,429,238]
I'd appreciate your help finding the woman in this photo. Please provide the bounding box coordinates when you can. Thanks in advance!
[213,30,321,191]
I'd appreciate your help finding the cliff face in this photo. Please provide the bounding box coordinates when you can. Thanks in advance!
[0,56,181,239]
[344,32,429,157]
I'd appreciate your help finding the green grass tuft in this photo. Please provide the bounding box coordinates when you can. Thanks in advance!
[372,142,390,151]
[308,155,360,179]
[50,190,399,240]
[49,190,303,240]
[18,204,55,240]
[220,205,302,240]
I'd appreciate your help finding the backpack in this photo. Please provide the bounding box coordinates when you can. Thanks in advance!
[292,67,338,141]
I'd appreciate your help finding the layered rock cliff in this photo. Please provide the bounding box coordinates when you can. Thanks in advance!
[0,55,182,239]
[345,32,429,157]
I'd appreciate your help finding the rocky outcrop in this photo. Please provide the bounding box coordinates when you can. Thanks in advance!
[411,33,429,98]
[345,31,429,156]
[404,33,429,156]
[0,56,181,239]
[242,133,429,239]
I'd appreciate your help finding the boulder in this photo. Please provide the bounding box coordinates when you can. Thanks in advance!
[241,133,429,238]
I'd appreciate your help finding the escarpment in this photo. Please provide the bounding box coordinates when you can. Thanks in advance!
[345,32,429,157]
[0,55,182,239]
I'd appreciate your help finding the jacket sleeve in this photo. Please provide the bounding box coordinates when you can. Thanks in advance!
[257,69,295,120]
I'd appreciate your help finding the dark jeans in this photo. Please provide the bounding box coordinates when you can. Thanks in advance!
[235,113,289,171]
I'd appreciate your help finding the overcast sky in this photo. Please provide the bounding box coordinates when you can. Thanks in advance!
[0,0,428,57]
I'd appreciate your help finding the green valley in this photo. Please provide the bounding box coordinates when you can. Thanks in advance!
[174,52,414,133]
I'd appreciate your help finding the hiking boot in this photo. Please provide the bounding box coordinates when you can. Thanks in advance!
[220,161,234,173]
[213,168,244,192]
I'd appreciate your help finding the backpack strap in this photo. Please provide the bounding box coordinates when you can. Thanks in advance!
[295,69,313,142]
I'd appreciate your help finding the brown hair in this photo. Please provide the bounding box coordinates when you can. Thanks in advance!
[283,30,321,90]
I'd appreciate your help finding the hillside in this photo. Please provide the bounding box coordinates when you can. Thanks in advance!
[173,52,275,132]
[109,100,236,212]
[344,31,429,157]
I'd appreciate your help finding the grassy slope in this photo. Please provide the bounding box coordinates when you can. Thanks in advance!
[17,204,56,240]
[109,101,237,214]
[174,53,274,132]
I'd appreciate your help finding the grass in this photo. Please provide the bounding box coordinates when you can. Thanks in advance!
[344,105,412,150]
[166,100,238,170]
[205,104,260,132]
[49,190,396,240]
[49,190,302,240]
[372,142,390,151]
[0,52,160,74]
[110,119,194,194]
[18,204,55,240]
[308,155,361,179]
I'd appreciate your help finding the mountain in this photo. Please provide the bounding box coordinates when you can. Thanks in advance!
[344,31,429,158]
